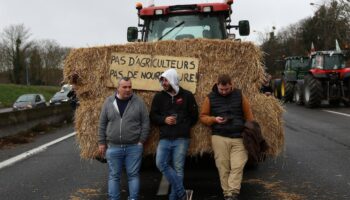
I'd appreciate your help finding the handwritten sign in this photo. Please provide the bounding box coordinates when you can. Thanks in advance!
[107,53,199,93]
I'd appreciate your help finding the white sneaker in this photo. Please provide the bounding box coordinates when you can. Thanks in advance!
[186,189,193,200]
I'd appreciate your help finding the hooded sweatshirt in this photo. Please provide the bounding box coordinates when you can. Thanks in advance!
[159,68,180,94]
[150,69,198,139]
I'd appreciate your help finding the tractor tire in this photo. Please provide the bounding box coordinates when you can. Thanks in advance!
[273,79,282,99]
[344,79,350,107]
[293,81,304,105]
[329,100,340,107]
[303,74,323,108]
[283,80,294,102]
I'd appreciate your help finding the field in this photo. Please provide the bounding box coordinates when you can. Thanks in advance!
[0,84,60,107]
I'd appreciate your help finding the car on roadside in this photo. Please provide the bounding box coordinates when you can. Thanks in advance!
[49,90,70,105]
[13,94,47,111]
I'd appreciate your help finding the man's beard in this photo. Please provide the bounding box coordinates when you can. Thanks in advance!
[164,85,175,93]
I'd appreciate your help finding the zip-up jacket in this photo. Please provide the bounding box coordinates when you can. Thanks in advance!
[150,87,198,139]
[98,94,150,145]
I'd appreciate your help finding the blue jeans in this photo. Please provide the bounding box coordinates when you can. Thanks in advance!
[156,138,190,200]
[106,144,143,200]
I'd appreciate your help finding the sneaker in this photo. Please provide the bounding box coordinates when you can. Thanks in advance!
[224,195,238,200]
[224,196,232,200]
[186,189,193,200]
[231,195,239,200]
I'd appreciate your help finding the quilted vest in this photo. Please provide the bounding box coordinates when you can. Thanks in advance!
[209,89,244,137]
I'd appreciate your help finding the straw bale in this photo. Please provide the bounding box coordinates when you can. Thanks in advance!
[64,39,284,159]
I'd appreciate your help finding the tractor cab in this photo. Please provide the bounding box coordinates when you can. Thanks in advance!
[310,51,346,71]
[127,0,250,42]
[283,56,310,81]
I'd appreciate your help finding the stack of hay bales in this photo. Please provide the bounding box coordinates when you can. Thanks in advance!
[63,39,284,159]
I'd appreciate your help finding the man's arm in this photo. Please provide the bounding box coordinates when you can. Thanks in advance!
[242,95,254,121]
[199,96,216,126]
[98,101,108,157]
[188,93,199,126]
[139,100,150,143]
[150,94,166,125]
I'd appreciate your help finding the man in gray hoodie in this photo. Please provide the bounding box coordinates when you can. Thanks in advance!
[150,69,198,200]
[98,77,150,200]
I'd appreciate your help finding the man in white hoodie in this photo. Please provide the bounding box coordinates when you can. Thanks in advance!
[150,69,198,200]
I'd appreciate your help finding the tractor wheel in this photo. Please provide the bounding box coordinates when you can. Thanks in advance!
[293,82,304,105]
[283,81,294,102]
[303,74,323,108]
[273,79,282,99]
[344,79,350,107]
[329,99,340,107]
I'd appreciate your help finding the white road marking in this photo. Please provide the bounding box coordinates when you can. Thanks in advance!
[157,175,169,195]
[323,110,350,117]
[0,132,76,170]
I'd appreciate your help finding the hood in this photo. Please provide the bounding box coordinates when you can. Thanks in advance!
[160,69,179,94]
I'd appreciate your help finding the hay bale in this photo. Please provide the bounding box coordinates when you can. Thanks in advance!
[64,39,284,159]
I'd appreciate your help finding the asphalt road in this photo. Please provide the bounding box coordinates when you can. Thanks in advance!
[0,104,349,200]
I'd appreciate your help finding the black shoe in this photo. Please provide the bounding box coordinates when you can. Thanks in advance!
[94,156,107,163]
[231,194,239,200]
[224,195,239,200]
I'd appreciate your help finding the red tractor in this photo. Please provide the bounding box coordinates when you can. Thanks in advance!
[127,0,250,42]
[296,51,350,107]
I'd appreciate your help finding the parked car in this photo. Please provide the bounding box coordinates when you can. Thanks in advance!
[61,84,72,92]
[13,94,47,111]
[49,90,70,105]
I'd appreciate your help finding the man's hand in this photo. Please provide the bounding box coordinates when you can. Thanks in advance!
[165,115,177,125]
[98,144,107,158]
[215,116,227,124]
[264,92,272,96]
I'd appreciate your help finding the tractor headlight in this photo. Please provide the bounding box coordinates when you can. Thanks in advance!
[155,9,163,15]
[203,6,212,12]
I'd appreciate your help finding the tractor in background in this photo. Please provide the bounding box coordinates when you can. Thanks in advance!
[272,56,310,102]
[297,51,350,107]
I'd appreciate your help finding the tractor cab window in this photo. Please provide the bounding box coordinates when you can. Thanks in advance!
[290,58,309,70]
[311,55,324,69]
[146,14,225,42]
[324,54,345,70]
[312,54,345,70]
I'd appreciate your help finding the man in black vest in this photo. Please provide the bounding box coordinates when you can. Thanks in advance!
[200,74,254,200]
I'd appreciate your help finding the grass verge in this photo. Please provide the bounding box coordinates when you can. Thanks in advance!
[0,84,59,107]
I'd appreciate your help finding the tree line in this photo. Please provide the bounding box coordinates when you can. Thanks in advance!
[0,24,71,86]
[260,0,350,76]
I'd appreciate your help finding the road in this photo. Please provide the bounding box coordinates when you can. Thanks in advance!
[0,104,349,200]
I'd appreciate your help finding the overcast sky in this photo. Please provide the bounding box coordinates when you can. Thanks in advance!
[0,0,320,48]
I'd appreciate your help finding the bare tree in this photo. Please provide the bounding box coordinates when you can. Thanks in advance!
[0,42,6,72]
[261,0,350,75]
[35,39,70,85]
[1,24,33,84]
